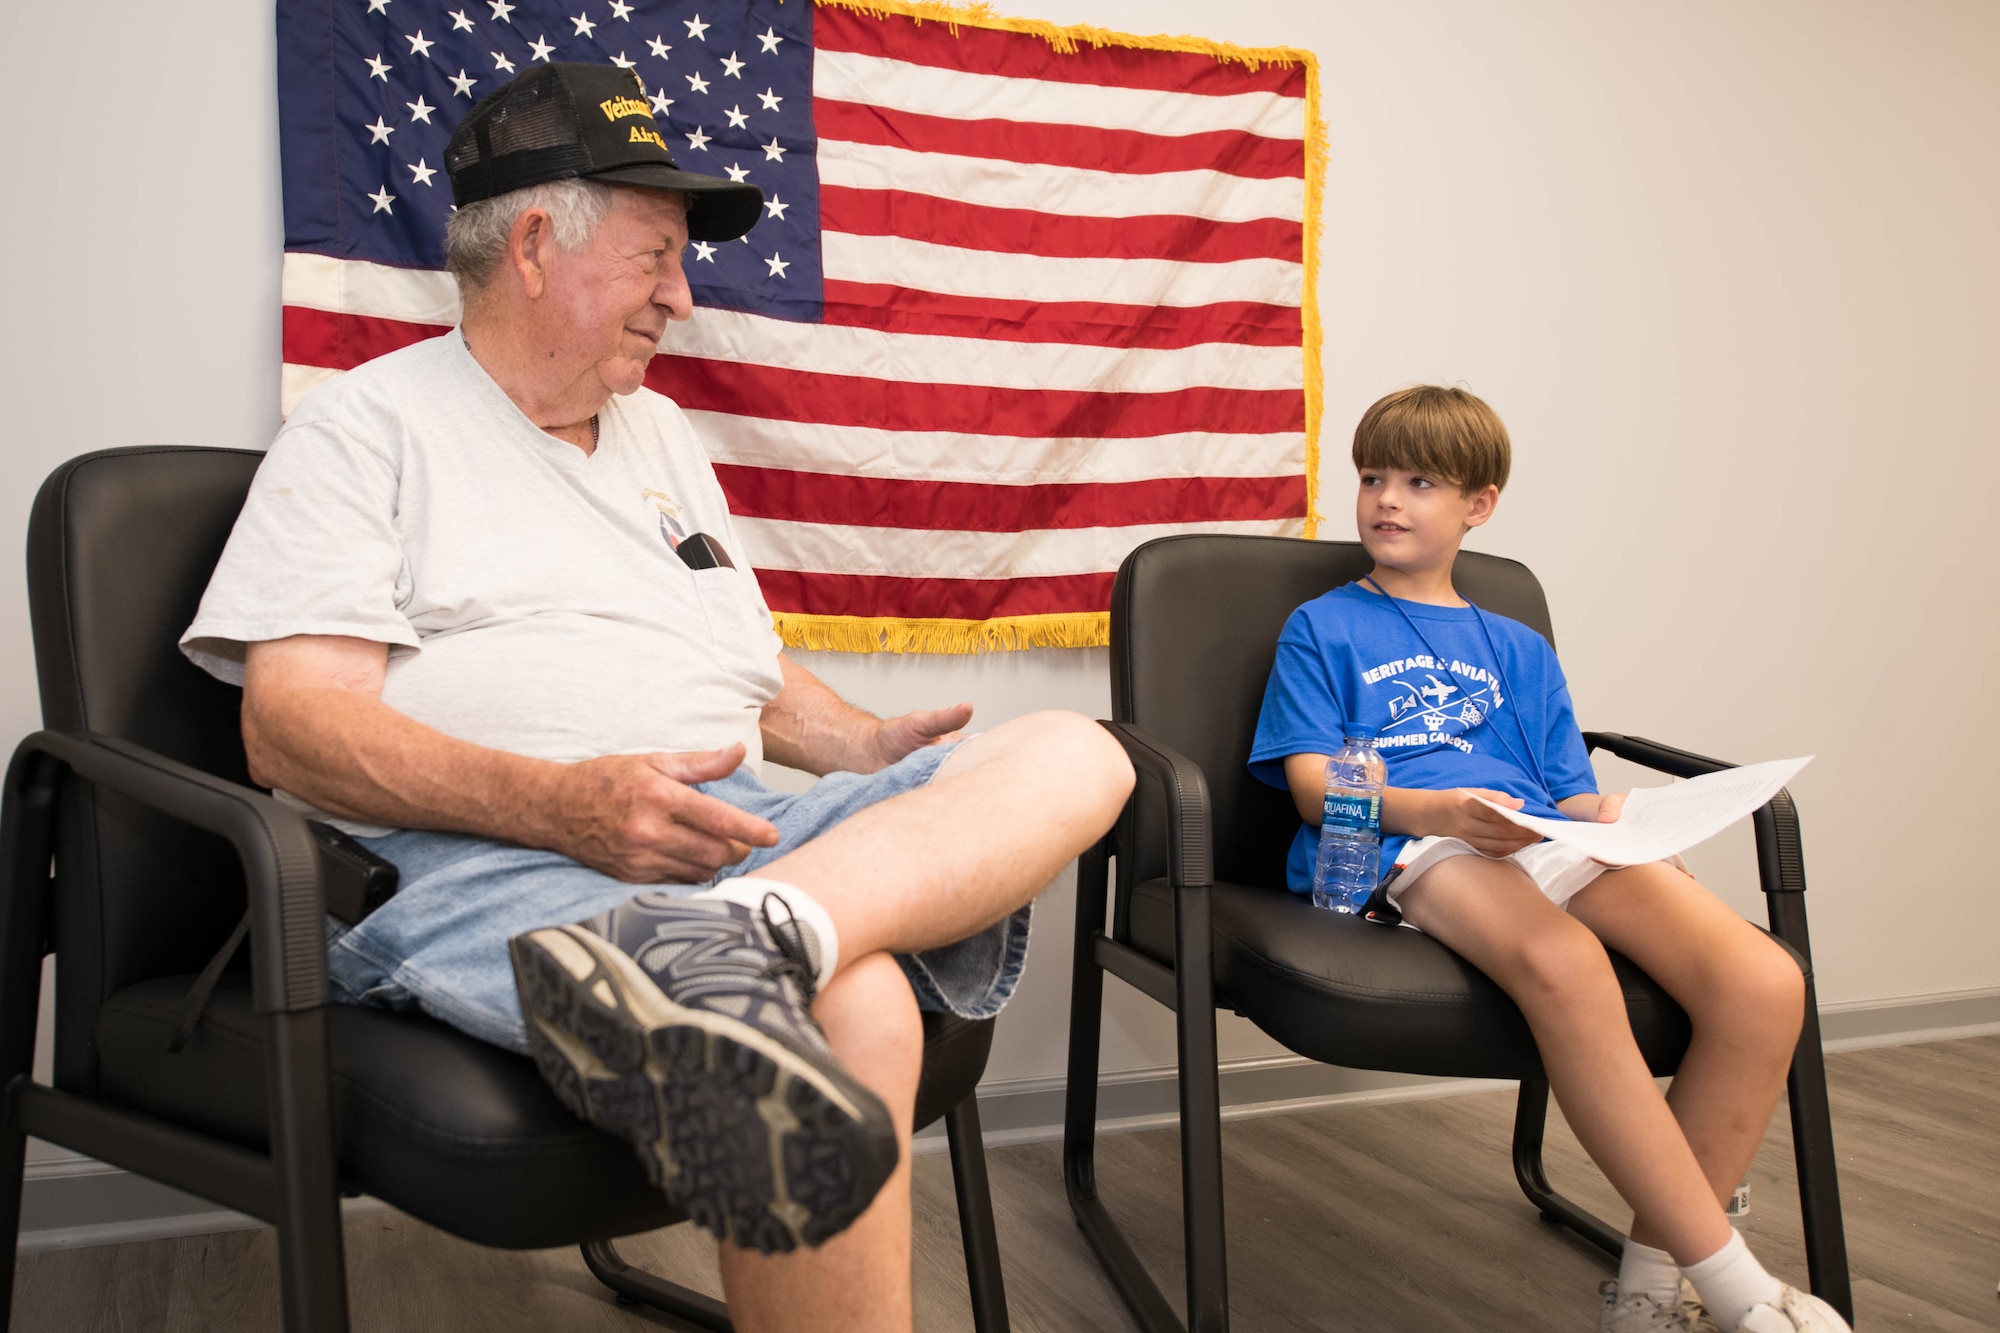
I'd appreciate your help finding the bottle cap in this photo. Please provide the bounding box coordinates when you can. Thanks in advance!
[1345,722,1379,742]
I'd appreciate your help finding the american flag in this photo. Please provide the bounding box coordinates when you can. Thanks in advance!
[277,0,1320,652]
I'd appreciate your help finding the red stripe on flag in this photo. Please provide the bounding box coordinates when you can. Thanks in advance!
[820,187,1299,264]
[714,466,1306,531]
[283,305,448,371]
[820,281,1301,349]
[814,7,1309,101]
[814,99,1304,180]
[651,358,1306,438]
[755,567,1118,620]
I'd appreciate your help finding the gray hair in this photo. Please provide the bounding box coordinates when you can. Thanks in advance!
[444,177,620,290]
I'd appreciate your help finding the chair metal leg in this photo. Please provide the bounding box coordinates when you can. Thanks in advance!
[263,1010,352,1333]
[0,751,58,1333]
[1173,885,1229,1333]
[944,1092,1011,1333]
[580,1238,733,1332]
[1785,984,1853,1322]
[1511,1075,1626,1259]
[1064,837,1185,1333]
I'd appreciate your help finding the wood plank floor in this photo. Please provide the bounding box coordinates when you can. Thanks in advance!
[12,1034,1998,1331]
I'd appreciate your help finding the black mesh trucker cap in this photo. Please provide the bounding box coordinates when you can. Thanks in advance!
[445,62,763,242]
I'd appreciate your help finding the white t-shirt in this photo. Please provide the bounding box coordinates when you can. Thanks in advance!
[182,333,785,825]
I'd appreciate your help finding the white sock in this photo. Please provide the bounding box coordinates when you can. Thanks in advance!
[698,877,840,988]
[1682,1230,1785,1331]
[1619,1238,1683,1309]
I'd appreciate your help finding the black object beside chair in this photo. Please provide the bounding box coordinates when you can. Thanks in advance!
[1063,533,1849,1333]
[0,445,1011,1333]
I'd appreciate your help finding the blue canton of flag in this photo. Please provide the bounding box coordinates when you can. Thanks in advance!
[277,0,822,321]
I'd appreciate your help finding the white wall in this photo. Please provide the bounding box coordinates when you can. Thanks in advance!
[4,1,1996,1093]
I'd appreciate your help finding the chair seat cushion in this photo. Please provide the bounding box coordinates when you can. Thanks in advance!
[1127,878,1715,1079]
[95,976,991,1249]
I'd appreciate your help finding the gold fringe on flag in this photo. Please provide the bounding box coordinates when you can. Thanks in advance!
[769,0,1326,654]
[774,611,1111,654]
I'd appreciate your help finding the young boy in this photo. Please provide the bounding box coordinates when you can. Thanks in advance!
[1248,386,1847,1333]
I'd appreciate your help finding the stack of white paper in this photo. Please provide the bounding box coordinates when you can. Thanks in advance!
[1470,756,1812,866]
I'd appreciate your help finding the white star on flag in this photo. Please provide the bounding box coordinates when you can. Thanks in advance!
[756,87,781,112]
[685,126,711,150]
[720,51,744,78]
[764,195,789,220]
[647,36,671,59]
[648,90,674,114]
[450,69,478,96]
[491,50,515,72]
[686,72,709,94]
[723,162,749,182]
[761,137,786,162]
[408,159,437,186]
[367,0,391,13]
[368,186,397,213]
[449,9,475,32]
[406,96,435,123]
[756,27,781,53]
[528,35,555,61]
[764,252,789,278]
[406,30,434,58]
[724,104,747,128]
[609,0,634,18]
[570,12,595,37]
[365,54,393,81]
[691,240,716,262]
[487,0,514,20]
[365,117,395,143]
[611,52,635,68]
[684,14,709,40]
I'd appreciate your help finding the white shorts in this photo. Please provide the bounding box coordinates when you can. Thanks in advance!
[1386,836,1689,914]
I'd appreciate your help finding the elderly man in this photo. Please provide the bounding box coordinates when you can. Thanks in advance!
[180,63,1131,1331]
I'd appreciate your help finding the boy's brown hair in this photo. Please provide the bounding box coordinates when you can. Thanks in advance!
[1351,385,1511,493]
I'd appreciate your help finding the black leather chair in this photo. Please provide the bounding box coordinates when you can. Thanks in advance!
[1062,533,1850,1332]
[0,446,1010,1332]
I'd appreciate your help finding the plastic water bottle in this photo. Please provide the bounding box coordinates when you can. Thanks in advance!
[1311,725,1385,913]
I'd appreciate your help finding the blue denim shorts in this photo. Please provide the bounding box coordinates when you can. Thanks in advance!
[325,741,1030,1054]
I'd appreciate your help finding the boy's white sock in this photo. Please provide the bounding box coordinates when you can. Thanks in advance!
[1618,1238,1683,1309]
[698,877,840,990]
[1682,1230,1785,1332]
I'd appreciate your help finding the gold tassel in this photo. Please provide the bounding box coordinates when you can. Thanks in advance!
[1301,51,1328,538]
[812,0,1315,72]
[773,612,1111,654]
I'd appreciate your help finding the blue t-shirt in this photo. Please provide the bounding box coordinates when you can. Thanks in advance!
[1249,582,1597,894]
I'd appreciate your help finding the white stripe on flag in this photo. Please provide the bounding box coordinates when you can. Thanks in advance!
[821,231,1302,308]
[818,139,1304,224]
[686,413,1305,485]
[282,252,460,325]
[281,363,343,416]
[735,515,1303,580]
[813,49,1306,142]
[666,309,1304,394]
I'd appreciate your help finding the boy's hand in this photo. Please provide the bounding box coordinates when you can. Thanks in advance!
[1595,792,1626,823]
[1435,788,1540,857]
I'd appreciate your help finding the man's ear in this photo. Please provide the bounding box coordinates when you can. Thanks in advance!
[507,208,554,300]
[1462,483,1501,529]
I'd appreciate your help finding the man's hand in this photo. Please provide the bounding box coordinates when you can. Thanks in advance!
[870,702,973,770]
[545,743,780,883]
[1430,787,1541,857]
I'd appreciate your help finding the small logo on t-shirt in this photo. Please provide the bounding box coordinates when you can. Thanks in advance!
[1365,656,1504,753]
[641,487,689,550]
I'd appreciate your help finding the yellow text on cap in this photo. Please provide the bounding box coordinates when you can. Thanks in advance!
[629,125,668,150]
[599,95,652,122]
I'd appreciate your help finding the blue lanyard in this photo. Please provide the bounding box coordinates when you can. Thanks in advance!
[1360,576,1552,798]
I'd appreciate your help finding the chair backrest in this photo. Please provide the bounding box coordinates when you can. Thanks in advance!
[26,446,265,1094]
[1109,534,1556,899]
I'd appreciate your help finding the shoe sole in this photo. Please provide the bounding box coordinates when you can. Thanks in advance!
[509,924,898,1253]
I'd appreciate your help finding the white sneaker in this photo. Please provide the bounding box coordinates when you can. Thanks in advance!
[1599,1279,1696,1332]
[1735,1286,1852,1332]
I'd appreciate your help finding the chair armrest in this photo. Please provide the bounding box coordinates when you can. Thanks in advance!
[1099,721,1212,891]
[1581,731,1737,780]
[4,729,327,1014]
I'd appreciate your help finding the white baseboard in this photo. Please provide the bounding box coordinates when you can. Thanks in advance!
[19,986,2000,1253]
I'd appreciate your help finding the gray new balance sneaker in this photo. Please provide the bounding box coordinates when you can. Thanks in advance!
[1736,1287,1852,1332]
[1599,1279,1697,1332]
[509,891,897,1254]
